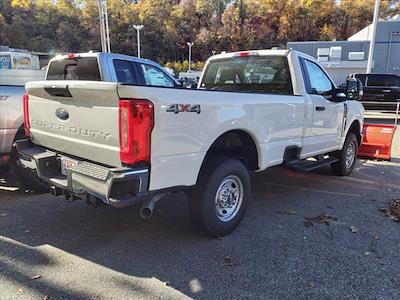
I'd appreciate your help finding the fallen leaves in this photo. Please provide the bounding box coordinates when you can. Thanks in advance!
[390,200,400,221]
[379,199,400,222]
[303,213,337,240]
[303,219,313,228]
[286,209,297,215]
[349,226,359,233]
[224,256,235,267]
[303,213,337,227]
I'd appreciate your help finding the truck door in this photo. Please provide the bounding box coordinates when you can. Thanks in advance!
[300,58,344,153]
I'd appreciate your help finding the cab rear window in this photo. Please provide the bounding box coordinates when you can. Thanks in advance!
[201,56,293,95]
[46,57,101,81]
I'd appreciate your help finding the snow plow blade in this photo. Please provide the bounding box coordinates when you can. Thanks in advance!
[359,123,397,161]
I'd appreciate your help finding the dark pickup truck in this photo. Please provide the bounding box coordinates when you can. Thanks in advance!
[347,73,400,111]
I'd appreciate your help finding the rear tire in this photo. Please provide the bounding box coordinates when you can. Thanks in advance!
[331,133,358,176]
[189,157,251,237]
[9,150,48,193]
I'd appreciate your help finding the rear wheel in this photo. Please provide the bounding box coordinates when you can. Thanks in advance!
[331,133,358,176]
[189,157,251,237]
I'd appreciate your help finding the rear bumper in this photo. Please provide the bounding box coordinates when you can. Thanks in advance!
[16,140,150,207]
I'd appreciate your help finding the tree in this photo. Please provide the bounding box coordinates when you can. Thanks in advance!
[0,0,399,64]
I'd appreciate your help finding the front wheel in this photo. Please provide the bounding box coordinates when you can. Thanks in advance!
[331,133,358,176]
[189,157,251,237]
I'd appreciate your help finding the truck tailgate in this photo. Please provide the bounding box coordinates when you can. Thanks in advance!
[26,81,122,167]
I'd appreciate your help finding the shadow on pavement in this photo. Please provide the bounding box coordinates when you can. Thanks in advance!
[1,162,400,299]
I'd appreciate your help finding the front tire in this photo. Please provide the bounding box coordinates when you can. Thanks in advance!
[189,157,251,237]
[331,133,358,176]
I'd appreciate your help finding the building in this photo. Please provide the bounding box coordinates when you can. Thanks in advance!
[287,16,400,84]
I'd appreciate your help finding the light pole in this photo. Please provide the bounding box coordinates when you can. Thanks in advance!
[187,42,194,72]
[366,0,380,73]
[98,0,110,52]
[133,25,144,58]
[104,1,110,53]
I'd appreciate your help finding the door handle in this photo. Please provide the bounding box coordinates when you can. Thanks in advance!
[316,106,326,111]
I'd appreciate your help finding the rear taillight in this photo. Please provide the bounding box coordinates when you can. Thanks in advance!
[119,99,154,165]
[23,93,30,137]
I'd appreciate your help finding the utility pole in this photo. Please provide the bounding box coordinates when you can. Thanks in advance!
[366,0,380,73]
[104,1,110,52]
[187,42,194,72]
[98,0,111,52]
[133,25,144,58]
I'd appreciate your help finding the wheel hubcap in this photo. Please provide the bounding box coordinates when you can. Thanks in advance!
[345,142,356,169]
[215,175,244,222]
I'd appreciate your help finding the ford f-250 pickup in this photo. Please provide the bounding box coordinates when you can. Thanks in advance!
[0,68,46,190]
[17,50,364,236]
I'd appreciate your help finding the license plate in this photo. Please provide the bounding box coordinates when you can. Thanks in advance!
[60,157,78,175]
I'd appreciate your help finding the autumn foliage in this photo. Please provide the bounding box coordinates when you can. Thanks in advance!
[1,0,399,65]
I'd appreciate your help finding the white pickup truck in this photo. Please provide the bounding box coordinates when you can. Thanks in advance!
[0,68,46,190]
[17,50,364,236]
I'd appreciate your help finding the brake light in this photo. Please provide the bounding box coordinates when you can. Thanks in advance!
[23,93,30,137]
[234,51,259,57]
[67,53,77,59]
[119,99,154,165]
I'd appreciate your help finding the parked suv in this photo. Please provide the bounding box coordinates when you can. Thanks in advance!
[347,73,400,111]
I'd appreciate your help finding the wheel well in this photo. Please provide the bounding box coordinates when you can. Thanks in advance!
[14,126,26,142]
[201,130,259,171]
[348,121,362,145]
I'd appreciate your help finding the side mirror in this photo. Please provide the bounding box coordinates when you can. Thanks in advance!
[346,78,363,100]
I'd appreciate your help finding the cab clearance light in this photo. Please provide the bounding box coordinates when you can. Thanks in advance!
[233,51,259,57]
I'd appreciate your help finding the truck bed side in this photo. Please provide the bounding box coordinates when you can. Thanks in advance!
[117,85,306,190]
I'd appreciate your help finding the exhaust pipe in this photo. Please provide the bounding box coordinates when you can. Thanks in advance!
[140,197,156,219]
[140,193,168,219]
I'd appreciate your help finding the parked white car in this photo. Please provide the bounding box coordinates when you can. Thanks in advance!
[17,50,364,236]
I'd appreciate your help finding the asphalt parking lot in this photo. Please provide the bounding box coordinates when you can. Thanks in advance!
[1,159,400,300]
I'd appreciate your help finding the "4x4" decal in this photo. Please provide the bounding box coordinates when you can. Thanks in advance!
[166,104,201,114]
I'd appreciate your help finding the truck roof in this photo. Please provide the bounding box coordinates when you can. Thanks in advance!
[50,52,163,68]
[209,49,291,61]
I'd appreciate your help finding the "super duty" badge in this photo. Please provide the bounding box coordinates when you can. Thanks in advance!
[166,104,201,114]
